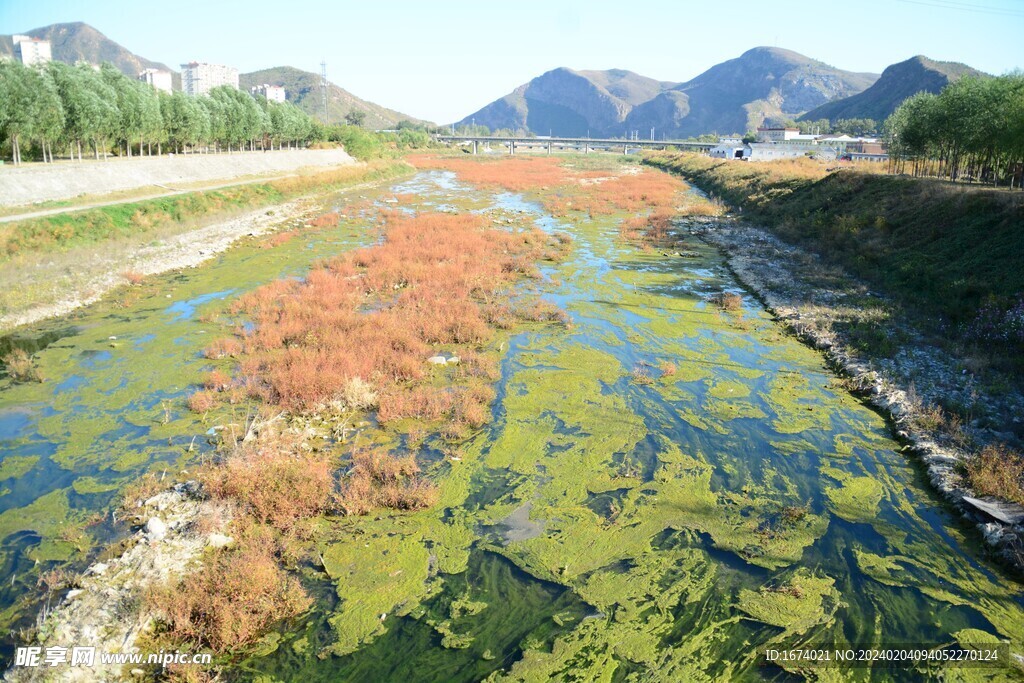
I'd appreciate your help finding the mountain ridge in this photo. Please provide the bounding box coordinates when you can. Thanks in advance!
[799,55,987,123]
[457,47,880,138]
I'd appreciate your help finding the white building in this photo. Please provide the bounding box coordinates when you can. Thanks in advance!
[180,62,239,96]
[756,126,800,142]
[139,68,173,94]
[12,35,52,66]
[710,138,749,160]
[251,84,286,103]
[747,142,838,161]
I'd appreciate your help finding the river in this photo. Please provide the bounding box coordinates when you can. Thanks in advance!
[0,167,1021,681]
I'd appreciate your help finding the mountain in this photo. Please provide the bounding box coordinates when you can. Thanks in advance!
[658,47,878,137]
[239,67,423,129]
[0,22,177,84]
[457,47,878,138]
[458,67,677,136]
[800,55,987,123]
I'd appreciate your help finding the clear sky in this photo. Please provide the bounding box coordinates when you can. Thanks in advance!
[2,0,1022,123]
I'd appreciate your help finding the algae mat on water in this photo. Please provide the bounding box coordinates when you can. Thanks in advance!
[236,167,1024,682]
[0,180,395,644]
[2,164,1023,681]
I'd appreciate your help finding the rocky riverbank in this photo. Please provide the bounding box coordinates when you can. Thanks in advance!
[686,215,1024,571]
[5,483,229,682]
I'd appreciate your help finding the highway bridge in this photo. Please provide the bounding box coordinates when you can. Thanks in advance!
[434,135,715,155]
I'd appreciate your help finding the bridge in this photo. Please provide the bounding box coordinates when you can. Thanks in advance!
[434,135,715,155]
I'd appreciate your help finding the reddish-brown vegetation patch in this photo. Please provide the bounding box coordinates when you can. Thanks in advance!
[408,154,578,192]
[147,533,311,652]
[224,211,568,434]
[335,448,439,516]
[308,211,340,228]
[202,435,336,530]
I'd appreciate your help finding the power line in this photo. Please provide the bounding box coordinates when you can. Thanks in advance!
[895,0,1024,17]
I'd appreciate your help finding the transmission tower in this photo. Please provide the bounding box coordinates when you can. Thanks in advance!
[320,60,329,125]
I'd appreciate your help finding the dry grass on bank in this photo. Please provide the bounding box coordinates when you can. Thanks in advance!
[966,443,1024,506]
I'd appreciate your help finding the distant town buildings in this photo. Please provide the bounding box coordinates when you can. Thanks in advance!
[138,68,173,94]
[12,35,52,66]
[250,84,286,103]
[712,128,884,163]
[180,61,239,96]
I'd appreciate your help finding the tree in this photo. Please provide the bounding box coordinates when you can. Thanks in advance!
[0,61,39,165]
[345,110,367,127]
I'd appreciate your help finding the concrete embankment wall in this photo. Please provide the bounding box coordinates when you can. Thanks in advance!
[0,148,355,207]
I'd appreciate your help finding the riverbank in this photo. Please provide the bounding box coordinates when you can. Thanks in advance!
[0,148,355,210]
[7,158,1024,681]
[648,155,1024,569]
[0,160,412,333]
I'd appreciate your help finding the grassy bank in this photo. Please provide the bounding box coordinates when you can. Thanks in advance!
[0,160,410,259]
[645,154,1024,328]
[0,160,412,329]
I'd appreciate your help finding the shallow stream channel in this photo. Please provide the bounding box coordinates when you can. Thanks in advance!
[1,167,1023,681]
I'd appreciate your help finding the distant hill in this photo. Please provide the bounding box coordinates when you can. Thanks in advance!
[661,47,878,136]
[457,48,878,138]
[0,22,425,128]
[239,66,424,130]
[0,22,179,88]
[459,67,674,137]
[800,56,987,123]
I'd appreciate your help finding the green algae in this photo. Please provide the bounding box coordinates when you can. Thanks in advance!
[0,455,38,480]
[7,162,1024,680]
[823,469,885,522]
[322,523,434,656]
[737,569,841,634]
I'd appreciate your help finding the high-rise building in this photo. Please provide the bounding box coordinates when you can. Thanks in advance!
[250,84,287,103]
[180,62,239,96]
[139,68,173,94]
[12,35,52,66]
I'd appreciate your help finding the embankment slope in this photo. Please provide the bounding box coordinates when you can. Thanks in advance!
[0,148,356,209]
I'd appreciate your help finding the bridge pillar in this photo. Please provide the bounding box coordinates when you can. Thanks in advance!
[472,140,478,155]
[547,141,552,155]
[623,144,628,155]
[509,141,515,155]
[584,143,589,154]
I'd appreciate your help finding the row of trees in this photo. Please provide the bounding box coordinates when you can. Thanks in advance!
[883,74,1024,187]
[0,59,323,165]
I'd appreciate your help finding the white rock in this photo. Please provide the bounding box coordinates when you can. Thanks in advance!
[89,563,109,576]
[446,356,461,365]
[66,589,83,600]
[207,533,234,549]
[145,516,167,541]
[427,355,447,365]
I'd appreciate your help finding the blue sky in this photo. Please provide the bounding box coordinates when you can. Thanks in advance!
[2,0,1022,123]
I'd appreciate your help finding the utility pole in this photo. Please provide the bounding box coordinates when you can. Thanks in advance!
[651,127,655,140]
[320,61,329,125]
